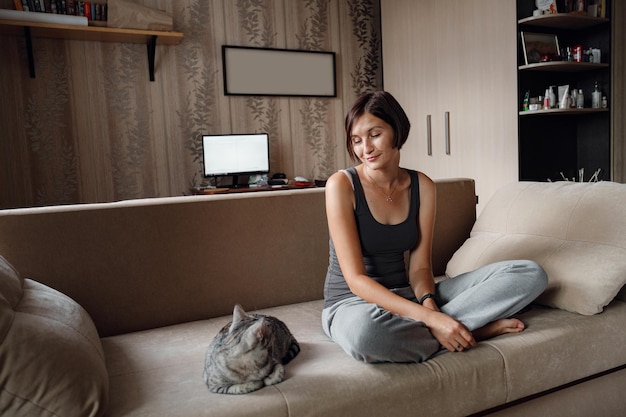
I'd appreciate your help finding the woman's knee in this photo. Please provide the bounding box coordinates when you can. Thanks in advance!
[514,260,548,295]
[338,311,393,362]
[523,259,547,281]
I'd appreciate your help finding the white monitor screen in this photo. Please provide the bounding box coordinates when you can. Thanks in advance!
[202,133,270,177]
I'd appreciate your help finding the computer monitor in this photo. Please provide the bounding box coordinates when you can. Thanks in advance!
[202,133,270,187]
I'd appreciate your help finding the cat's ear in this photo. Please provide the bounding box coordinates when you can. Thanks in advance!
[248,319,266,341]
[230,304,247,331]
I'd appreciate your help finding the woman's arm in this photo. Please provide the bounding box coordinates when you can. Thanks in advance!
[408,172,438,309]
[408,173,476,351]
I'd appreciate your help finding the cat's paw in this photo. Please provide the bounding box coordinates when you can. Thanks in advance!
[214,380,265,395]
[264,364,285,386]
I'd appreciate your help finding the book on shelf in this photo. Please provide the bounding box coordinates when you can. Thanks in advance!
[13,0,108,24]
[599,0,606,18]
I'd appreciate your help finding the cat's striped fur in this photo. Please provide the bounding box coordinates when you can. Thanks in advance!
[203,304,300,394]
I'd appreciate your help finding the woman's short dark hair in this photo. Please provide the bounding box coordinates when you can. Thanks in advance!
[344,91,411,161]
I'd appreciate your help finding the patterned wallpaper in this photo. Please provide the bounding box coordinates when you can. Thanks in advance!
[0,0,382,208]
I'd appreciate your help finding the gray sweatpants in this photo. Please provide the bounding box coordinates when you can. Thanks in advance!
[321,260,547,363]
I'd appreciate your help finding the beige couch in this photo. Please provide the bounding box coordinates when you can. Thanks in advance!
[1,178,626,417]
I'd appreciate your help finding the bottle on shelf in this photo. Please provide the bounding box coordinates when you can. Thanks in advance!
[573,45,583,62]
[577,89,584,109]
[559,85,570,109]
[548,86,556,109]
[592,81,601,109]
[523,91,530,111]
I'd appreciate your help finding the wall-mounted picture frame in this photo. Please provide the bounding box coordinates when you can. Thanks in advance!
[222,45,337,97]
[521,32,560,65]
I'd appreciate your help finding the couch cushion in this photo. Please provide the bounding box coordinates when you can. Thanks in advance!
[0,255,108,417]
[103,300,511,417]
[483,300,626,402]
[447,181,626,315]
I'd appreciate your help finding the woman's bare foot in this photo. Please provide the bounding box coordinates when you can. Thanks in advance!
[473,318,525,341]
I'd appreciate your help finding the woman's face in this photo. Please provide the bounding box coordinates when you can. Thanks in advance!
[350,113,398,168]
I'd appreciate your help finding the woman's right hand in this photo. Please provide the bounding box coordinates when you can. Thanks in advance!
[424,310,476,352]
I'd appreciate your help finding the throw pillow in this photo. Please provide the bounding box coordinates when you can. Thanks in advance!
[446,181,626,315]
[0,255,109,417]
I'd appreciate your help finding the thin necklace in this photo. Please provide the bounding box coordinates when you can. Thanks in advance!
[365,167,399,203]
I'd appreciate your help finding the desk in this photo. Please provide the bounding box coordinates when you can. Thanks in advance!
[190,184,317,195]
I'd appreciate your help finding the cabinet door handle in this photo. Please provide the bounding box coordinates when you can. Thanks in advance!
[426,114,432,156]
[444,111,451,155]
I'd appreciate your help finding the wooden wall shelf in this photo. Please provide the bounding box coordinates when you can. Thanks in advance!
[518,13,609,29]
[0,19,184,81]
[519,62,609,71]
[519,108,609,116]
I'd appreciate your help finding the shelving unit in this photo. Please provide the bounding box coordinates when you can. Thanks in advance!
[0,18,184,81]
[516,1,611,182]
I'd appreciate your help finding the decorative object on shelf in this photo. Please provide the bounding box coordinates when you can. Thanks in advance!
[535,0,557,14]
[521,31,560,64]
[107,0,172,32]
[550,168,602,183]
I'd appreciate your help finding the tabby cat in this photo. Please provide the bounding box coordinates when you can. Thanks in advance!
[203,304,300,394]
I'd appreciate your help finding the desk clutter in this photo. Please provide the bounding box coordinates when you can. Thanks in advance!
[190,185,316,195]
[190,174,319,195]
[253,173,315,188]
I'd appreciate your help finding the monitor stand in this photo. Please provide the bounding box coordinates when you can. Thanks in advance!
[229,175,249,189]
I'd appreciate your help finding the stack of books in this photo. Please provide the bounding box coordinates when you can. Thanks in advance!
[13,0,107,25]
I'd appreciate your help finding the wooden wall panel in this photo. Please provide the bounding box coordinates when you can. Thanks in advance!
[0,0,382,208]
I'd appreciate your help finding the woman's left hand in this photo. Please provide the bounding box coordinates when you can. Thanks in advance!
[423,310,476,352]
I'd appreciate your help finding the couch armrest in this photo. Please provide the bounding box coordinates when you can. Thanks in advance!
[432,178,477,277]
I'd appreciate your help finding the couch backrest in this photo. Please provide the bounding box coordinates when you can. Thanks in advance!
[0,179,476,336]
[432,178,477,276]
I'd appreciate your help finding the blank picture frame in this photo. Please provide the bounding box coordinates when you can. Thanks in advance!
[222,45,337,97]
[521,32,560,65]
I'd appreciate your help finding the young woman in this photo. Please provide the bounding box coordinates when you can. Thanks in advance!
[322,91,547,363]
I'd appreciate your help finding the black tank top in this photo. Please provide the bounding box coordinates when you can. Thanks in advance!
[323,167,420,308]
